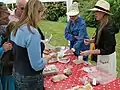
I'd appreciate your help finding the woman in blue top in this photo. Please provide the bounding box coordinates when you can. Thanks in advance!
[10,0,50,90]
[64,2,90,62]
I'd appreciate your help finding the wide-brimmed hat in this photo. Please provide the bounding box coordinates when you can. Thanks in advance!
[66,2,79,16]
[90,0,112,15]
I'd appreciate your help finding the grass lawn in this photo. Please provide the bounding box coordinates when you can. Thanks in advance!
[39,20,120,77]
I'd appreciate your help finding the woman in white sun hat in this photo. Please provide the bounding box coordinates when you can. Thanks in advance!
[80,0,119,75]
[64,2,90,63]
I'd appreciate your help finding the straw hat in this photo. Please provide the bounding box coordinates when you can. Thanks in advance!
[90,0,112,15]
[66,2,79,16]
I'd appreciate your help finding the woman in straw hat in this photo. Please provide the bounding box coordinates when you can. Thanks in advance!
[64,2,90,64]
[80,0,119,75]
[10,0,51,89]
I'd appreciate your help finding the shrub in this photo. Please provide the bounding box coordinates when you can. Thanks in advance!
[108,0,120,29]
[77,0,96,27]
[45,2,66,21]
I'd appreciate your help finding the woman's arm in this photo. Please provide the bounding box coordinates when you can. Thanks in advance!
[64,22,75,41]
[80,49,100,56]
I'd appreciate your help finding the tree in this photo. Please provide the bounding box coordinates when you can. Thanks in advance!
[77,0,97,27]
[108,0,120,29]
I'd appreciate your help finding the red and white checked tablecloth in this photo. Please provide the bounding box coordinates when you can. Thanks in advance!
[44,55,120,90]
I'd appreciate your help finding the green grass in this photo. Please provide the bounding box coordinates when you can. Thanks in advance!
[39,20,68,46]
[39,20,120,77]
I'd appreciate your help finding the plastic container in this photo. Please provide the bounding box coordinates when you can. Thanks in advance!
[88,66,116,84]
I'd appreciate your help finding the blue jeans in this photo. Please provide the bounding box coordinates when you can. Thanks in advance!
[12,72,44,90]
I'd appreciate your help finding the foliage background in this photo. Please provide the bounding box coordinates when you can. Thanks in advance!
[44,2,66,21]
[44,0,120,29]
[6,0,120,29]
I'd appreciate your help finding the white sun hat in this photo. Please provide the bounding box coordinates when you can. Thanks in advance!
[66,2,79,16]
[90,0,112,15]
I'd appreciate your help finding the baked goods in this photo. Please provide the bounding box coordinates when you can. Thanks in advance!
[51,74,68,82]
[48,58,57,63]
[43,65,59,76]
[64,68,72,76]
[70,84,93,90]
[64,49,74,56]
[47,52,58,63]
[73,59,84,64]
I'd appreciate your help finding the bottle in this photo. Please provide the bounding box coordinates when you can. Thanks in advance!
[92,78,96,86]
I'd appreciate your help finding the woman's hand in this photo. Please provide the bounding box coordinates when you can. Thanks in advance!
[44,55,52,60]
[74,36,78,40]
[80,49,100,56]
[84,39,90,45]
[3,42,12,52]
[80,50,91,56]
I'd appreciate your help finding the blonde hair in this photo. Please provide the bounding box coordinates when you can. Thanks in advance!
[13,0,45,36]
[96,14,109,45]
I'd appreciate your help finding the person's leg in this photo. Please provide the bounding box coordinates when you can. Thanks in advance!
[7,75,16,90]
